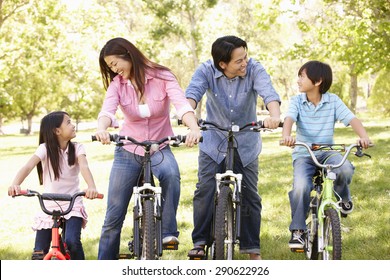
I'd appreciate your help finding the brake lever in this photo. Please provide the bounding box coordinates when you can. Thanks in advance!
[354,148,371,158]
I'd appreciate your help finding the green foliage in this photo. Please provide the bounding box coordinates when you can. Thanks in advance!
[368,71,390,116]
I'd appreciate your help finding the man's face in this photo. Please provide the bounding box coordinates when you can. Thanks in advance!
[219,46,248,79]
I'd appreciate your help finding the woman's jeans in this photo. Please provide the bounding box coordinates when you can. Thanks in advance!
[192,150,261,254]
[33,216,84,260]
[98,146,181,260]
[289,152,355,231]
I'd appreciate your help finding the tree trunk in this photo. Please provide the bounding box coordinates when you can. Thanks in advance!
[349,64,358,114]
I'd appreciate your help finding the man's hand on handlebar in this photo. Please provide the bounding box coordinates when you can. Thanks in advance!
[263,117,282,129]
[185,128,202,148]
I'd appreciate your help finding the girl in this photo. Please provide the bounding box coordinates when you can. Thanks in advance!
[8,111,100,260]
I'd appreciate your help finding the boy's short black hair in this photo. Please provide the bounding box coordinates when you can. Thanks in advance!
[298,61,332,94]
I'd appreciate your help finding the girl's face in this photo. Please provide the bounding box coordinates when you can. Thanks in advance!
[219,46,248,79]
[297,69,315,93]
[104,55,132,80]
[57,114,76,141]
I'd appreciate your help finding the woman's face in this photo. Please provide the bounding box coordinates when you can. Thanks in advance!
[104,55,132,80]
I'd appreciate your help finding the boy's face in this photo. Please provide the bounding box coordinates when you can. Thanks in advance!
[219,46,248,79]
[297,69,316,93]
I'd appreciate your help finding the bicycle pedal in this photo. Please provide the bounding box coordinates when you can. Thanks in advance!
[290,248,305,253]
[117,253,134,259]
[188,255,206,260]
[163,243,179,250]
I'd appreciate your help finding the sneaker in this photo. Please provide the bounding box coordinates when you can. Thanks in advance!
[339,200,354,217]
[162,236,179,245]
[289,230,305,249]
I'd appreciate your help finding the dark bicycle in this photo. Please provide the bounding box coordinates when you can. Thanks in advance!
[190,119,282,260]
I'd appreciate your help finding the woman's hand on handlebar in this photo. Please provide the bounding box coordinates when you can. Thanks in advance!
[281,136,296,147]
[94,130,112,145]
[263,117,282,129]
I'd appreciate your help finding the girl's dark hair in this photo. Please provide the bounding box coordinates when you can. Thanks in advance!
[99,37,172,100]
[298,60,333,94]
[37,111,75,185]
[211,36,247,72]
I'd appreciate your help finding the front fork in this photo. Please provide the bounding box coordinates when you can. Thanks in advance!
[316,171,340,252]
[215,170,242,241]
[132,184,162,258]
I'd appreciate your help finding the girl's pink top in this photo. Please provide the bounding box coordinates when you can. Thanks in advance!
[32,143,88,230]
[98,69,194,155]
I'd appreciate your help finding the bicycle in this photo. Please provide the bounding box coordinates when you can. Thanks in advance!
[13,189,103,260]
[189,119,282,260]
[92,134,189,260]
[280,141,372,260]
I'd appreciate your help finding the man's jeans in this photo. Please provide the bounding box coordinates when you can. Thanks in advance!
[192,150,261,254]
[98,146,180,259]
[289,152,355,231]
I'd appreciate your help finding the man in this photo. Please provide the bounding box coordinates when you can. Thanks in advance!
[185,35,281,260]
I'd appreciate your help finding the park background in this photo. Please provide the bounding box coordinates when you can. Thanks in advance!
[0,0,389,260]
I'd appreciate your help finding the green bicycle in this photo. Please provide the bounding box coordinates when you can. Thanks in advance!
[282,141,372,260]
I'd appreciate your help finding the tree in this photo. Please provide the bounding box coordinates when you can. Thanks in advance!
[0,0,30,134]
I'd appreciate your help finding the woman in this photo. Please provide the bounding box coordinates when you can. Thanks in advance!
[94,37,201,259]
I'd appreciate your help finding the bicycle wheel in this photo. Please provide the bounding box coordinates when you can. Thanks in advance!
[214,184,235,260]
[141,199,156,260]
[321,208,342,260]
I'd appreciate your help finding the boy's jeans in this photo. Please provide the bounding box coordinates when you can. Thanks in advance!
[289,152,355,231]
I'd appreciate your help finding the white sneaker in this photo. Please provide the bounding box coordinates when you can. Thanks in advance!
[162,236,179,245]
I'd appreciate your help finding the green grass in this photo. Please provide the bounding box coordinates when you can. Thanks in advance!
[0,118,389,260]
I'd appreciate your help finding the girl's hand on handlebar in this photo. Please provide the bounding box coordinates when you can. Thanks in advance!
[281,136,296,147]
[84,187,102,199]
[185,128,202,148]
[263,117,282,129]
[94,130,112,145]
[8,185,21,197]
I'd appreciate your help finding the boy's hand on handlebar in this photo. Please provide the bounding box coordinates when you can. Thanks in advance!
[94,130,111,145]
[8,185,21,197]
[358,137,372,149]
[263,117,282,129]
[281,136,296,147]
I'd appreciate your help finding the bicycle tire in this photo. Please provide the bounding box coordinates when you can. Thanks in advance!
[321,208,342,260]
[214,184,235,260]
[305,197,319,260]
[141,199,156,260]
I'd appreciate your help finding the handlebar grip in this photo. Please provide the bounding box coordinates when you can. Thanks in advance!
[91,134,116,142]
[97,193,104,199]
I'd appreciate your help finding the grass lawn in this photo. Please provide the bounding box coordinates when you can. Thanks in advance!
[0,117,389,260]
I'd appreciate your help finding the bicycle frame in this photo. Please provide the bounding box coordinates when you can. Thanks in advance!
[198,119,281,260]
[96,134,186,260]
[285,141,371,259]
[15,190,103,260]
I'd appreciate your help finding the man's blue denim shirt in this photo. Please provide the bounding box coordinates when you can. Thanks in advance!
[185,58,281,167]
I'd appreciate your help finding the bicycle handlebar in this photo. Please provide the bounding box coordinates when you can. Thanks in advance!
[15,189,103,217]
[92,134,202,147]
[280,141,372,169]
[197,119,283,132]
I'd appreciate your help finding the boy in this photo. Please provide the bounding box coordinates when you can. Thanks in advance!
[281,60,371,249]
